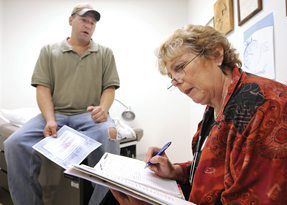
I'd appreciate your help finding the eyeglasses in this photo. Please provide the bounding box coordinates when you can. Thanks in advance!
[167,52,201,91]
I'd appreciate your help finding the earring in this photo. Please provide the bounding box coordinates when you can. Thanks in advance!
[218,62,222,66]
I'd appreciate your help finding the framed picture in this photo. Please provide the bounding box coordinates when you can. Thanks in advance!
[214,0,234,35]
[237,0,262,26]
[206,17,214,27]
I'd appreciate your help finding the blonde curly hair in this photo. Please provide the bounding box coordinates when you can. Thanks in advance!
[155,24,242,75]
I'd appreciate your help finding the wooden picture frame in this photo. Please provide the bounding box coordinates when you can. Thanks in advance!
[237,0,262,26]
[206,17,214,27]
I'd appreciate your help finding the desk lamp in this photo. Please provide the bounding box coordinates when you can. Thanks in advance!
[114,99,135,121]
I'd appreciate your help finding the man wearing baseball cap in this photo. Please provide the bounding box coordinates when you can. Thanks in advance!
[4,3,120,205]
[71,3,101,21]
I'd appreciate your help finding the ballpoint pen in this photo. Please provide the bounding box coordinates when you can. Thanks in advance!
[144,141,172,169]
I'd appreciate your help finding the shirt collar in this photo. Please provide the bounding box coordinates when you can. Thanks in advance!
[61,37,99,53]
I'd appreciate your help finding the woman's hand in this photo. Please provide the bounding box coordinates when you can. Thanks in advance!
[110,189,150,205]
[145,146,182,181]
[110,146,183,204]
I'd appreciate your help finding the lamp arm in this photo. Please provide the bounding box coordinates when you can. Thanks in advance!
[114,99,128,109]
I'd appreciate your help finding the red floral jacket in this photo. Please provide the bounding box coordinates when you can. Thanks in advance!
[177,67,287,204]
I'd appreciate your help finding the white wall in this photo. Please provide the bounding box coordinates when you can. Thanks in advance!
[187,0,287,152]
[1,0,192,162]
[0,0,3,109]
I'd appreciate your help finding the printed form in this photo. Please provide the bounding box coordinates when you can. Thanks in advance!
[67,153,196,205]
[33,125,102,169]
[95,153,182,197]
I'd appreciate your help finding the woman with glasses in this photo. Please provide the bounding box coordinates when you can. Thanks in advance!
[111,24,287,204]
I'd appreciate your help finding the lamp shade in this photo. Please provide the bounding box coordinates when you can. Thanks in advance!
[114,99,136,121]
[121,107,135,121]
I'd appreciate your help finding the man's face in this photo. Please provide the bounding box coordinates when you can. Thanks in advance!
[69,12,97,43]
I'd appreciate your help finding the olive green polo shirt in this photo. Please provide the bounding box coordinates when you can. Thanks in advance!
[31,38,120,115]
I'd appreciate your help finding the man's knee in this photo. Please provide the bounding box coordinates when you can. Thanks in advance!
[109,127,117,140]
[3,134,16,150]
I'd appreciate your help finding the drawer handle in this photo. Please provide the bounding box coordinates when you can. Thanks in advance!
[64,173,78,180]
[0,167,7,174]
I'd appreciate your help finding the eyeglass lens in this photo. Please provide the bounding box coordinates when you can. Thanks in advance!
[167,52,201,91]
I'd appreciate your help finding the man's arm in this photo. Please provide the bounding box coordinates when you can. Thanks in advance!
[36,85,57,137]
[87,86,116,122]
[99,86,116,113]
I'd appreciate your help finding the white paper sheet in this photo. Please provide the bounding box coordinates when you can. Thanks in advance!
[243,12,275,80]
[65,153,196,205]
[33,125,102,169]
[94,153,182,197]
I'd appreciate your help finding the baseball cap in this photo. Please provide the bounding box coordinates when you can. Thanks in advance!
[71,3,101,21]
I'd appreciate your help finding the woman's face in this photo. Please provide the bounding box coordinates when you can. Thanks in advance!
[166,52,221,106]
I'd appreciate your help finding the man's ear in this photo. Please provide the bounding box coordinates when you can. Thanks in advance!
[69,16,73,26]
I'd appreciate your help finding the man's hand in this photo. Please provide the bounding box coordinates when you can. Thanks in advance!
[87,106,107,123]
[43,120,58,138]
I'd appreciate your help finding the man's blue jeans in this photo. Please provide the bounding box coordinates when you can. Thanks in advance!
[4,112,120,205]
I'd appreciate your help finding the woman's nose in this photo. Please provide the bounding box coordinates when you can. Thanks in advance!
[172,78,183,87]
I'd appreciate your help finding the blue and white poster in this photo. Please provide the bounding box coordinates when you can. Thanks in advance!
[243,12,275,79]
